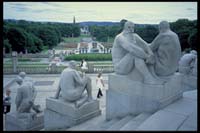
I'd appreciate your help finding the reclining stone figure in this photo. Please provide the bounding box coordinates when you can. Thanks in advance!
[54,60,93,108]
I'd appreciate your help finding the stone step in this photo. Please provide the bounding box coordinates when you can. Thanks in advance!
[94,118,119,130]
[106,115,133,130]
[136,94,197,131]
[67,108,106,131]
[120,113,151,131]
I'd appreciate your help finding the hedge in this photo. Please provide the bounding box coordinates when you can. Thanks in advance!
[64,54,112,61]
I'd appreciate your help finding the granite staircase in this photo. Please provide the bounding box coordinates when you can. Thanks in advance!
[66,90,197,131]
[41,90,196,131]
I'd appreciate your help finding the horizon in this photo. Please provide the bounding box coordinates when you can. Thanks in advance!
[3,2,197,24]
[3,18,197,25]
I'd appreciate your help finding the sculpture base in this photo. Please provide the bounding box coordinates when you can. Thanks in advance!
[182,74,197,92]
[44,98,101,130]
[106,73,183,120]
[5,112,44,131]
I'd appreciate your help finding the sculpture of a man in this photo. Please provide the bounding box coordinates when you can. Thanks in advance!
[15,76,41,114]
[112,21,160,84]
[178,50,197,75]
[149,21,182,76]
[54,60,93,108]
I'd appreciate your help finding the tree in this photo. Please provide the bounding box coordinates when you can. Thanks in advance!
[7,27,27,53]
[3,39,11,53]
[188,29,197,50]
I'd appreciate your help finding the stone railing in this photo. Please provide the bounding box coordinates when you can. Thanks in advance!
[4,53,49,58]
[87,64,114,73]
[3,64,114,74]
[3,66,66,74]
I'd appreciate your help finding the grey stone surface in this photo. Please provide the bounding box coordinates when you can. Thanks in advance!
[107,115,133,130]
[120,113,151,130]
[136,90,197,131]
[136,110,186,130]
[5,112,43,131]
[44,98,101,130]
[106,73,182,120]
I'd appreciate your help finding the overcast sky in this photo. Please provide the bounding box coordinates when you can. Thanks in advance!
[3,2,197,24]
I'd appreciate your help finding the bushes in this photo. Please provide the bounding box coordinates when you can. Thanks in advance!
[64,54,112,61]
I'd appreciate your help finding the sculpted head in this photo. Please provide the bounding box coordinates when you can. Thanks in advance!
[124,21,135,34]
[68,60,77,69]
[16,76,23,85]
[159,21,170,33]
[19,72,26,79]
[190,50,197,55]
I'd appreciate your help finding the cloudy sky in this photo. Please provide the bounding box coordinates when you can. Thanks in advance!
[3,2,197,24]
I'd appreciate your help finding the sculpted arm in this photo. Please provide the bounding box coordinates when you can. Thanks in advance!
[116,36,148,59]
[32,85,37,101]
[54,81,61,99]
[15,88,22,110]
[74,71,84,85]
[149,35,162,51]
[135,34,153,55]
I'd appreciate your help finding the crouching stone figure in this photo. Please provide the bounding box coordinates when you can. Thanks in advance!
[54,60,93,108]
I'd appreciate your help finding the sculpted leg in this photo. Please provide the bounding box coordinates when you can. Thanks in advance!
[114,53,135,75]
[74,76,93,108]
[135,58,164,84]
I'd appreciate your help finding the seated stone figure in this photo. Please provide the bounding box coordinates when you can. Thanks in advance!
[54,60,93,108]
[15,76,41,114]
[149,21,182,77]
[112,21,161,84]
[179,50,197,75]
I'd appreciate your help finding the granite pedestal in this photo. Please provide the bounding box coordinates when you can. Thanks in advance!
[44,98,101,130]
[182,74,197,92]
[5,112,44,131]
[106,73,183,120]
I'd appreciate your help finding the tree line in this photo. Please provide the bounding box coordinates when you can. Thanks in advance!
[3,18,197,54]
[3,20,80,53]
[89,19,197,51]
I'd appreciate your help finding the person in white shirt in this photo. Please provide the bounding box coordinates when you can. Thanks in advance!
[96,72,105,98]
[81,59,88,74]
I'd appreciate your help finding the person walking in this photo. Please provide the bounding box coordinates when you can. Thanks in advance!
[96,72,105,98]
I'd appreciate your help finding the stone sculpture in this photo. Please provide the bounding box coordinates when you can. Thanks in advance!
[44,60,101,130]
[54,60,93,108]
[149,21,182,76]
[106,20,183,120]
[6,74,43,131]
[15,76,41,114]
[178,50,197,75]
[112,21,160,84]
[179,50,197,91]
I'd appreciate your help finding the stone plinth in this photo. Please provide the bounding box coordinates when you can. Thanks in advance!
[106,73,183,120]
[5,112,44,131]
[182,74,197,92]
[44,98,101,130]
